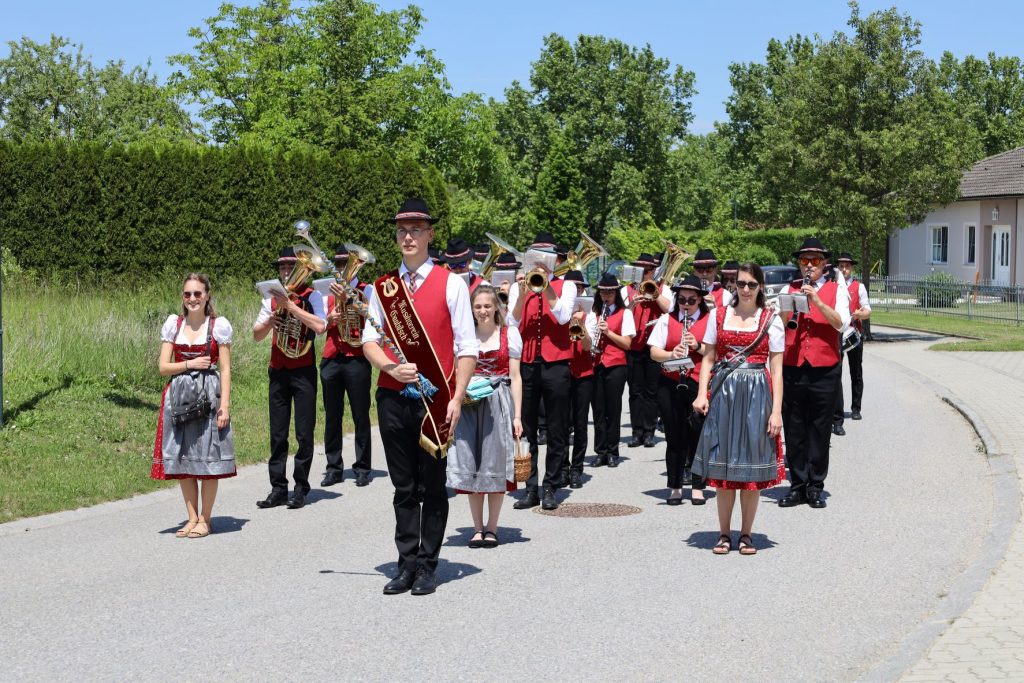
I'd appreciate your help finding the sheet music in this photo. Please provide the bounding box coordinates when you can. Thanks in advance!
[573,295,594,314]
[522,248,557,273]
[777,293,810,314]
[311,277,335,300]
[255,279,289,300]
[490,270,516,289]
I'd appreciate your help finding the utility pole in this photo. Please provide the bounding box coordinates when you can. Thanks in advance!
[1,246,4,428]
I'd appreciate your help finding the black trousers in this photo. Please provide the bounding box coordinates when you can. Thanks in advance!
[783,362,841,495]
[376,388,448,573]
[833,342,864,425]
[521,360,570,492]
[656,376,706,489]
[628,349,659,439]
[320,355,372,474]
[268,365,318,495]
[594,364,628,458]
[564,374,595,475]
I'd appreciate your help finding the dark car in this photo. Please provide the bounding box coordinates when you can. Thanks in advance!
[762,265,800,299]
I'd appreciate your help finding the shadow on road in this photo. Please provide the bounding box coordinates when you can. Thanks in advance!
[685,530,779,552]
[304,489,342,505]
[444,526,531,547]
[158,516,249,535]
[373,560,482,586]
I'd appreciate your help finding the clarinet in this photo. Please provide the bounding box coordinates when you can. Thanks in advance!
[787,274,812,330]
[591,309,608,360]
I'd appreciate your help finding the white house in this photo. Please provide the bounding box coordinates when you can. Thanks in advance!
[888,146,1024,285]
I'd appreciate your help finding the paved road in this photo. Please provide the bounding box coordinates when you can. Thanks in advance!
[0,337,995,682]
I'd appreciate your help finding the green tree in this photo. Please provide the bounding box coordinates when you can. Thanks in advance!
[0,35,197,144]
[528,128,585,246]
[940,52,1024,157]
[723,2,980,296]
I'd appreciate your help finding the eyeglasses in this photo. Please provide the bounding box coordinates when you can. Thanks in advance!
[735,281,759,290]
[396,227,430,238]
[798,256,824,267]
[182,291,205,299]
[693,266,715,273]
[677,296,700,305]
[721,277,736,284]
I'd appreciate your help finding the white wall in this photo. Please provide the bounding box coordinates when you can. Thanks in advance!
[889,201,981,279]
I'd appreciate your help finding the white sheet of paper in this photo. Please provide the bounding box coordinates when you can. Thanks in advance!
[777,293,810,314]
[490,270,516,289]
[312,277,335,300]
[256,279,289,300]
[574,295,594,314]
[458,271,472,287]
[522,248,557,274]
[621,265,644,285]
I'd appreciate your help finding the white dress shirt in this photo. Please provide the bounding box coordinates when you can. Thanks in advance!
[647,308,702,349]
[361,259,479,358]
[254,290,326,327]
[585,305,637,341]
[506,280,577,326]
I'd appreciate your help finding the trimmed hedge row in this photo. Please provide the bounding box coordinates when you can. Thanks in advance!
[0,142,449,280]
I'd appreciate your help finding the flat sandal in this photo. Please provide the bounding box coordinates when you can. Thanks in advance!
[187,519,212,538]
[712,534,732,555]
[738,534,757,555]
[175,520,199,538]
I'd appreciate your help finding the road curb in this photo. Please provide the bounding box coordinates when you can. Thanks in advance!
[858,353,1021,682]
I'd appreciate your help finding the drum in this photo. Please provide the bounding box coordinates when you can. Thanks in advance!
[841,328,862,353]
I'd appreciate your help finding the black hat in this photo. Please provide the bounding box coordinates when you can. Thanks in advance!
[836,251,857,265]
[531,231,556,249]
[442,238,474,265]
[692,249,718,266]
[563,270,586,285]
[671,274,708,295]
[555,243,569,258]
[494,251,522,270]
[273,246,297,265]
[597,273,620,290]
[474,243,490,259]
[792,237,830,258]
[428,246,442,264]
[721,260,739,274]
[389,197,439,224]
[634,253,657,268]
[332,245,349,262]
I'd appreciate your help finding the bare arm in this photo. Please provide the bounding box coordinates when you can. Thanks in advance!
[767,350,783,437]
[691,344,716,415]
[158,341,200,376]
[444,355,477,435]
[509,356,523,439]
[361,340,419,385]
[217,345,232,429]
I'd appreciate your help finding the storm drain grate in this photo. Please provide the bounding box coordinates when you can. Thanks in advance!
[533,502,642,518]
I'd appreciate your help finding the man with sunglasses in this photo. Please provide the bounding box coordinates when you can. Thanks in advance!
[690,249,733,309]
[720,260,739,296]
[442,238,486,295]
[778,238,850,509]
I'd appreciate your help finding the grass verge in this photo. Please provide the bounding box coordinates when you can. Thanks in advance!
[0,276,377,521]
[871,311,1024,351]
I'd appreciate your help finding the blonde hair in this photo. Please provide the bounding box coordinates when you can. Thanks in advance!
[471,285,504,327]
[181,273,216,317]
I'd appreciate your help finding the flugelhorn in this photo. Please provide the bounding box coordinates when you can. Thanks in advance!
[275,220,334,359]
[334,243,376,346]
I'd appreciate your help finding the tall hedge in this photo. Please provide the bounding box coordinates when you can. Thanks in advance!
[0,141,449,280]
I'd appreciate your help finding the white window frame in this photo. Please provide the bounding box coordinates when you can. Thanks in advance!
[929,224,948,264]
[963,223,976,265]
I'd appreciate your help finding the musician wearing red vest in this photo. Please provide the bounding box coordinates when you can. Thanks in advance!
[690,248,734,309]
[443,238,486,294]
[648,275,710,505]
[253,247,328,510]
[589,274,637,468]
[720,260,740,297]
[507,231,577,511]
[562,270,594,489]
[320,245,373,488]
[832,252,871,434]
[779,238,851,509]
[625,253,672,449]
[361,198,477,596]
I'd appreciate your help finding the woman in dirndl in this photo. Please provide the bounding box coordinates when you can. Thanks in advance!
[692,263,784,555]
[152,273,236,539]
[447,285,523,548]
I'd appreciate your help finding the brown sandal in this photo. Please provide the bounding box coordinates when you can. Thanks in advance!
[187,519,212,538]
[738,534,757,555]
[712,534,732,555]
[175,520,199,538]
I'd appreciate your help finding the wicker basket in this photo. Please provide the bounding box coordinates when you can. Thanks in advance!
[513,438,531,483]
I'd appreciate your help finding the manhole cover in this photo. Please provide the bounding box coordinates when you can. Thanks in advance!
[533,502,642,518]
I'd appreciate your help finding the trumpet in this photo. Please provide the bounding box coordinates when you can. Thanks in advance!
[569,317,586,341]
[527,230,607,293]
[275,221,334,359]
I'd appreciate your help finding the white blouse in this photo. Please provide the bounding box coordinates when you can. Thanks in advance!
[647,309,705,350]
[161,315,234,345]
[478,326,523,359]
[585,306,637,341]
[702,307,785,353]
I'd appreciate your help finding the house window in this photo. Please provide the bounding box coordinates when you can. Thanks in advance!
[930,225,948,264]
[964,224,976,265]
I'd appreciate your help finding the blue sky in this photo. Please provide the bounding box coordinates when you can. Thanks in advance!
[6,1,1024,133]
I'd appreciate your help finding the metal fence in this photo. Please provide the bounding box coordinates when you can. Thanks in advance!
[871,275,1024,325]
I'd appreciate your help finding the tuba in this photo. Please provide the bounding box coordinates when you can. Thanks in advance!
[334,243,376,346]
[275,221,334,359]
[478,233,524,282]
[638,241,690,300]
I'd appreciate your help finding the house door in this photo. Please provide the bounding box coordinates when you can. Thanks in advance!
[991,226,1011,284]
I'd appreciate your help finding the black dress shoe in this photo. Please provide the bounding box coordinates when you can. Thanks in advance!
[851,411,862,420]
[513,492,540,509]
[355,471,370,487]
[569,471,583,489]
[778,490,807,508]
[411,570,437,596]
[320,471,344,487]
[607,454,620,468]
[643,434,656,448]
[591,455,608,467]
[807,491,827,508]
[656,418,665,433]
[536,429,547,445]
[286,490,306,509]
[627,437,643,448]
[256,492,288,509]
[541,487,558,510]
[555,469,570,489]
[383,570,416,595]
[832,423,846,436]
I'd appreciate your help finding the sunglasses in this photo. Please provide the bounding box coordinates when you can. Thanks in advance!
[798,256,824,267]
[182,291,205,299]
[735,281,759,290]
[677,296,700,305]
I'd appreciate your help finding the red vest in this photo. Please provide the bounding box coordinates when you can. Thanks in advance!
[629,298,660,351]
[595,307,629,368]
[659,312,710,382]
[468,275,482,295]
[269,286,317,370]
[710,286,726,308]
[323,292,365,359]
[376,267,457,392]
[783,281,841,368]
[518,279,572,364]
[848,279,862,331]
[569,331,595,378]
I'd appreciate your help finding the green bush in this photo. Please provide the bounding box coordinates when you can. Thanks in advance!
[603,224,811,266]
[915,272,963,309]
[0,141,449,281]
